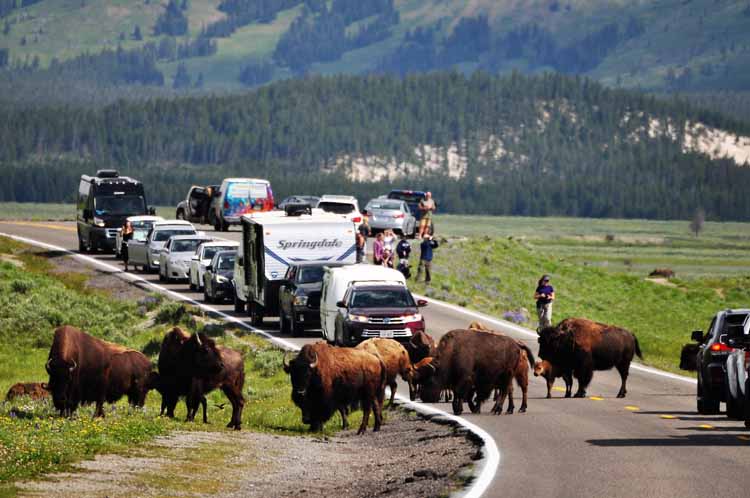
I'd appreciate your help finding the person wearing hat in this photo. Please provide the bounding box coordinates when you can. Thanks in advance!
[534,275,555,332]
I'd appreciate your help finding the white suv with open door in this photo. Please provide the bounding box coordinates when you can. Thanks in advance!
[316,195,362,231]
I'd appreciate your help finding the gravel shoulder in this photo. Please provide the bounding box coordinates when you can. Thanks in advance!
[18,409,479,498]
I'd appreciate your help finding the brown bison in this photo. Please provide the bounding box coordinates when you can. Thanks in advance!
[538,318,643,398]
[356,338,414,406]
[106,350,153,407]
[157,328,245,430]
[413,329,535,416]
[5,382,49,402]
[534,360,573,398]
[405,329,436,364]
[679,343,700,372]
[283,342,386,434]
[45,325,129,417]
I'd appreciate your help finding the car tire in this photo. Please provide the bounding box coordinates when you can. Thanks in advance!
[291,312,304,336]
[697,380,720,415]
[726,383,743,419]
[249,302,263,326]
[78,235,86,253]
[234,295,245,313]
[189,277,196,291]
[279,311,291,335]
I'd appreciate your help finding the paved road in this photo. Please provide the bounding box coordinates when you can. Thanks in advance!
[2,220,749,498]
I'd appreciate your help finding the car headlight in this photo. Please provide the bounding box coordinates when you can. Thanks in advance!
[216,275,228,283]
[348,313,368,323]
[402,313,422,323]
[93,217,105,227]
[293,295,308,306]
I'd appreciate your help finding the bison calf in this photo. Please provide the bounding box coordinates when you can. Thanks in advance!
[5,382,49,402]
[534,360,573,398]
[679,343,700,372]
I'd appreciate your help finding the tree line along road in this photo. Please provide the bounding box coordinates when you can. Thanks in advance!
[1,220,749,498]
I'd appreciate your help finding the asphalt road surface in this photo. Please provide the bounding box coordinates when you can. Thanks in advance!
[2,220,749,498]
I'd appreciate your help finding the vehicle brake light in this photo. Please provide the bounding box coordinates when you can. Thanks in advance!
[352,217,362,223]
[393,213,405,219]
[224,201,229,209]
[709,342,733,352]
[745,351,750,370]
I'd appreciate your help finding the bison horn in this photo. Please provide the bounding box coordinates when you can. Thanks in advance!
[69,360,77,372]
[309,352,318,369]
[195,333,202,346]
[426,362,436,373]
[45,359,52,373]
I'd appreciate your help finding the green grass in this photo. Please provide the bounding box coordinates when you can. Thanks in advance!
[0,203,173,221]
[411,236,750,373]
[0,236,350,491]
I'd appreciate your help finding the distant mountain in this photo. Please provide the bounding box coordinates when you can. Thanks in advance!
[1,0,750,103]
[2,72,749,221]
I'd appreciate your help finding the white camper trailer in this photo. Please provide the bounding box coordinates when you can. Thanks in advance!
[234,210,357,325]
[319,265,407,343]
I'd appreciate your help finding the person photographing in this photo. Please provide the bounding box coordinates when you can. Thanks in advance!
[418,191,436,238]
[534,275,555,332]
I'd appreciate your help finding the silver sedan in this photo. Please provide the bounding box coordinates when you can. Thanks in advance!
[364,199,417,237]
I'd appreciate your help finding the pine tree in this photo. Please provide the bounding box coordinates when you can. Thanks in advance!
[132,25,143,41]
[173,62,191,89]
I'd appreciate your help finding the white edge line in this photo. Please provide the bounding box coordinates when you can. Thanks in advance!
[415,294,698,385]
[0,231,500,498]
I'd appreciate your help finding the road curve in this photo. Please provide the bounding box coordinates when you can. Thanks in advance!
[2,221,749,498]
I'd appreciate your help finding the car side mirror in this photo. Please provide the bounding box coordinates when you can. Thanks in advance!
[148,206,156,215]
[207,265,213,272]
[336,300,347,308]
[417,299,428,307]
[691,330,704,342]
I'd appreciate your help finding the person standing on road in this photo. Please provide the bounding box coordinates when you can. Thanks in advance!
[534,275,555,332]
[373,232,385,266]
[418,191,436,238]
[396,234,412,278]
[121,220,134,271]
[416,233,438,284]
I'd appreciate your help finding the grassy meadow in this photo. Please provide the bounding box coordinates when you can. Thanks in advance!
[0,236,351,493]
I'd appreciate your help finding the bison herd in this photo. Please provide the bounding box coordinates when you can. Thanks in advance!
[8,316,643,435]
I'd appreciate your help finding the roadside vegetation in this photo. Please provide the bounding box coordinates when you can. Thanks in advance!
[411,233,750,374]
[0,236,347,494]
[0,203,172,222]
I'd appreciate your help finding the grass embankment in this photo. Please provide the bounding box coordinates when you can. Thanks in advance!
[0,236,342,493]
[410,236,750,374]
[0,203,173,222]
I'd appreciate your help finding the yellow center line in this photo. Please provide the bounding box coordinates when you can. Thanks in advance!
[624,406,640,411]
[589,396,604,401]
[698,424,714,430]
[660,415,677,419]
[1,221,77,232]
[551,386,566,392]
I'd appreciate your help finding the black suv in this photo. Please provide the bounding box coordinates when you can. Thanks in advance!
[687,310,750,414]
[203,250,237,304]
[278,261,350,335]
[333,283,427,347]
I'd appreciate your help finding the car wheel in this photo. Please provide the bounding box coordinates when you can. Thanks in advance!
[249,302,263,327]
[78,235,86,253]
[726,383,743,419]
[291,312,304,336]
[234,295,245,313]
[189,277,196,291]
[697,380,720,415]
[279,311,291,335]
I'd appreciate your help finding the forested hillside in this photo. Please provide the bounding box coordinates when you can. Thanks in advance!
[2,72,749,221]
[1,0,750,110]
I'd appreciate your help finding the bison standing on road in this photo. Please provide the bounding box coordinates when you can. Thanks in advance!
[356,338,414,406]
[5,382,49,402]
[284,342,386,434]
[534,360,573,398]
[45,325,129,417]
[679,343,700,372]
[502,347,531,414]
[413,329,535,416]
[106,350,153,407]
[538,318,643,398]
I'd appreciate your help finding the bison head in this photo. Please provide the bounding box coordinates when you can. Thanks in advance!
[406,330,435,364]
[185,333,224,375]
[679,343,700,371]
[45,357,77,414]
[537,326,574,363]
[411,357,440,403]
[284,345,319,406]
[533,360,548,377]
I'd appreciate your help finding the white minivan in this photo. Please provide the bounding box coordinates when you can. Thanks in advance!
[319,265,406,343]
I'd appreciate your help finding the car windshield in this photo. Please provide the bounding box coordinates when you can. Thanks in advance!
[153,229,194,242]
[298,266,325,284]
[203,246,233,260]
[172,239,202,252]
[367,201,402,211]
[94,195,146,216]
[217,255,236,270]
[318,202,355,214]
[350,288,414,308]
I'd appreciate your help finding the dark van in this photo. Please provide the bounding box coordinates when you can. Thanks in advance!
[387,190,427,221]
[77,170,152,252]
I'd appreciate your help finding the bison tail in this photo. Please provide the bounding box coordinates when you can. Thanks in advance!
[634,336,643,360]
[521,343,536,370]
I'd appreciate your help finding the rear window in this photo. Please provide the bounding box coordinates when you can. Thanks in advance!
[350,288,414,308]
[723,313,749,338]
[318,202,355,215]
[153,229,194,242]
[367,201,402,211]
[298,266,325,284]
[388,192,424,204]
[172,239,203,252]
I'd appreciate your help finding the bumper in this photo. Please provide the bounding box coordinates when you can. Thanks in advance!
[169,265,190,280]
[213,281,234,299]
[370,219,406,231]
[342,322,423,345]
[91,228,117,250]
[293,306,321,326]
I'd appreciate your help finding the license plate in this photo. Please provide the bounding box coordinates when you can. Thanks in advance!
[380,330,394,338]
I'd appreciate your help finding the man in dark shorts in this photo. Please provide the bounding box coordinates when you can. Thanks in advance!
[416,234,438,283]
